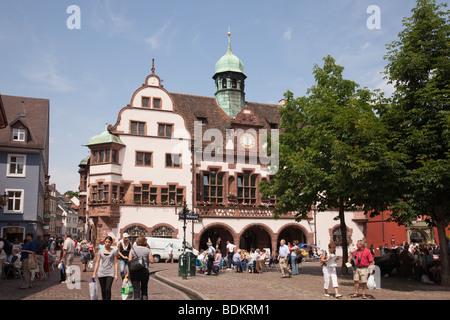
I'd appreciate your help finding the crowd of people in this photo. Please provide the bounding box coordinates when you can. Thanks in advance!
[195,239,320,276]
[372,241,445,284]
[1,233,448,300]
[0,232,154,300]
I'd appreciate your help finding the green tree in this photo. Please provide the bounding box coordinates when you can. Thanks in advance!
[64,190,79,198]
[261,55,402,274]
[381,0,450,285]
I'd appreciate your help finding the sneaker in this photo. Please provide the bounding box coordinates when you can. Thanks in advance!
[323,293,330,297]
[335,294,343,298]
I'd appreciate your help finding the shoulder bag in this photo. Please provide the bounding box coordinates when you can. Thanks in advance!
[128,248,146,272]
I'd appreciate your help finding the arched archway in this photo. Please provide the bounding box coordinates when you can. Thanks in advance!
[239,224,274,253]
[277,224,310,246]
[198,223,236,255]
[121,224,149,244]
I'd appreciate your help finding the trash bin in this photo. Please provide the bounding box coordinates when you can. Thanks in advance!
[185,252,196,277]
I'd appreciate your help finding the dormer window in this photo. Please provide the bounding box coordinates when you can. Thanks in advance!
[12,128,26,142]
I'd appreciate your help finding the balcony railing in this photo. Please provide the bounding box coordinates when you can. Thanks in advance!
[195,205,298,219]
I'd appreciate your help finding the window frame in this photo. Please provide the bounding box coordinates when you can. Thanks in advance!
[165,153,182,168]
[7,154,27,177]
[157,123,173,138]
[153,97,161,109]
[202,170,224,203]
[130,120,146,136]
[142,96,150,108]
[4,189,24,213]
[12,128,26,142]
[135,151,153,167]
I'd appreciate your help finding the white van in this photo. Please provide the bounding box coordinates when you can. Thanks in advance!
[145,237,198,263]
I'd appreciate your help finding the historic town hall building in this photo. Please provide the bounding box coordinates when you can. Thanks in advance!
[78,34,367,256]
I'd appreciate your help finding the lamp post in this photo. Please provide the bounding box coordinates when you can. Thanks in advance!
[179,201,189,279]
[1,191,9,208]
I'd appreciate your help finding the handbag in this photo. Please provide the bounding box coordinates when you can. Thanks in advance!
[367,274,376,290]
[121,277,133,300]
[128,248,146,272]
[89,278,98,300]
[28,253,37,270]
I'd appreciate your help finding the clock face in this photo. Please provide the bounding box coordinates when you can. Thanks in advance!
[239,133,256,149]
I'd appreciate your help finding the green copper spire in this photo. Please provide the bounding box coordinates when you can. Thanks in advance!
[213,30,247,117]
[214,31,245,75]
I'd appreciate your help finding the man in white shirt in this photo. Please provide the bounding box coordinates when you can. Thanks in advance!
[60,233,75,283]
[278,239,292,278]
[226,241,236,270]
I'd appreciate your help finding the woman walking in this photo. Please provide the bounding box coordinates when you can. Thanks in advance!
[79,240,90,272]
[126,236,154,300]
[92,236,119,300]
[321,243,342,298]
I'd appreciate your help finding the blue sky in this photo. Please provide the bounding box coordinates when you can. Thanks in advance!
[0,0,433,193]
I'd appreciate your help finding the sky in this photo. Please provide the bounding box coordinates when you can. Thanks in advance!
[0,0,436,193]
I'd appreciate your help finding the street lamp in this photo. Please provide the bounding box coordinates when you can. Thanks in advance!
[1,191,9,208]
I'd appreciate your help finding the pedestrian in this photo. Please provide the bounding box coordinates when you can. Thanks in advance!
[166,243,174,264]
[278,239,292,278]
[0,237,8,280]
[232,249,243,273]
[93,236,119,300]
[321,243,342,298]
[226,240,236,270]
[117,233,131,279]
[98,239,105,251]
[291,240,300,275]
[34,234,47,280]
[80,240,90,272]
[88,240,95,260]
[206,240,218,275]
[60,232,76,284]
[19,232,36,289]
[349,240,374,299]
[126,236,154,300]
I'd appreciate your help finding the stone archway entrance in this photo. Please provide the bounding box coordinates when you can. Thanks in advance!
[277,224,308,246]
[239,225,273,252]
[198,224,235,255]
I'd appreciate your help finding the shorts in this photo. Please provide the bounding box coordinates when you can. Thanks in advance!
[353,267,369,283]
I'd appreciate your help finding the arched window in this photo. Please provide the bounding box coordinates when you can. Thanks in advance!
[232,79,237,88]
[222,79,227,88]
[123,225,149,244]
[151,226,175,238]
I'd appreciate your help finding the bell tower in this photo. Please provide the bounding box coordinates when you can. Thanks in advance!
[213,30,247,117]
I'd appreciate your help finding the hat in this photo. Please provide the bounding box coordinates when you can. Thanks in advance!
[123,233,129,238]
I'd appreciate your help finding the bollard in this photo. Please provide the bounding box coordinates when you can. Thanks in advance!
[373,265,381,289]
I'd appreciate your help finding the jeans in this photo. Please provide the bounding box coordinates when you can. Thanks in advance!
[119,259,128,280]
[228,252,234,268]
[98,276,114,300]
[291,256,299,275]
[130,268,149,300]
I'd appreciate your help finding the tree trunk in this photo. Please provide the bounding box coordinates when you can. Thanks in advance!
[339,198,349,275]
[435,204,450,286]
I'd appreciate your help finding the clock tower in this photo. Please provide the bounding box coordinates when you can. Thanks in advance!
[213,31,246,118]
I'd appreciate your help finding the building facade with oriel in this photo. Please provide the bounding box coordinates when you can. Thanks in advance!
[79,34,366,256]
